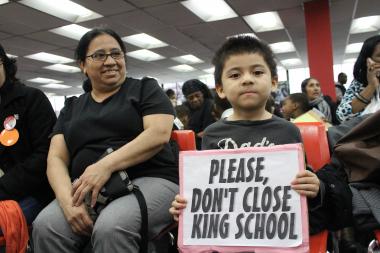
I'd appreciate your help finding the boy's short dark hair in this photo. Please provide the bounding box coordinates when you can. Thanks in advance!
[212,35,278,86]
[174,105,190,118]
[288,93,311,113]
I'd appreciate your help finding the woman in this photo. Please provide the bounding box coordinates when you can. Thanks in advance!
[336,35,380,122]
[0,43,56,223]
[32,28,178,253]
[182,79,215,149]
[301,77,338,124]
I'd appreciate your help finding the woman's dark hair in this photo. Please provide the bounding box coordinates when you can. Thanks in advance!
[0,43,18,84]
[212,35,277,86]
[353,35,380,85]
[75,28,126,92]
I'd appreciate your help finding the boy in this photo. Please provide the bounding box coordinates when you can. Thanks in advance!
[281,93,311,120]
[170,36,326,235]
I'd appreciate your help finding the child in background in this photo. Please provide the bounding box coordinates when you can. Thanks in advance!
[170,35,329,235]
[281,93,311,120]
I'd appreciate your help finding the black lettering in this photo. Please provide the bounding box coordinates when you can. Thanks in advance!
[228,188,238,212]
[235,213,244,239]
[245,213,254,239]
[212,188,223,212]
[278,213,289,239]
[209,159,220,184]
[191,214,202,238]
[227,158,237,183]
[246,157,255,182]
[201,214,209,238]
[207,214,220,238]
[289,213,298,239]
[219,159,227,183]
[255,157,265,182]
[266,213,277,239]
[220,214,230,239]
[272,186,282,212]
[191,188,202,212]
[201,188,212,212]
[243,187,252,212]
[252,187,261,212]
[254,213,266,239]
[282,186,291,212]
[235,158,246,183]
[261,186,272,212]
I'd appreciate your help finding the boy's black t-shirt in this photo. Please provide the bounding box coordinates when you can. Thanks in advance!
[52,77,178,184]
[202,115,302,150]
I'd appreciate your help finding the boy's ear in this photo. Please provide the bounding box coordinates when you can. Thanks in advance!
[215,84,226,99]
[271,76,278,92]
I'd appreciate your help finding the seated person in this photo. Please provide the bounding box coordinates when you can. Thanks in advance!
[182,79,215,149]
[281,93,311,120]
[301,77,339,125]
[32,28,178,253]
[170,35,344,235]
[0,43,56,226]
[336,35,380,122]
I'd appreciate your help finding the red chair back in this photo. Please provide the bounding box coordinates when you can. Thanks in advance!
[171,130,196,151]
[295,122,330,171]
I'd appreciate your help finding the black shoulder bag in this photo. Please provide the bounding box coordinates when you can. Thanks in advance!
[84,148,148,253]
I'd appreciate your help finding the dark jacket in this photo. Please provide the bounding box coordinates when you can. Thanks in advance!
[0,81,56,205]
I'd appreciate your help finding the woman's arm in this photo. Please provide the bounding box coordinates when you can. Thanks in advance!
[72,113,174,207]
[351,58,380,113]
[48,134,93,235]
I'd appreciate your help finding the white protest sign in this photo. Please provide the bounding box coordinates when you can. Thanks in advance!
[178,144,309,253]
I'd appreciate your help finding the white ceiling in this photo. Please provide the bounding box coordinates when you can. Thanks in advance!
[0,0,379,96]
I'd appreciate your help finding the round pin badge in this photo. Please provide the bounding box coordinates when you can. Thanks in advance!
[0,129,20,146]
[3,115,17,130]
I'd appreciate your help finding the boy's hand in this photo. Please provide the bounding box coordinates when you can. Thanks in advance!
[169,194,187,222]
[291,170,320,198]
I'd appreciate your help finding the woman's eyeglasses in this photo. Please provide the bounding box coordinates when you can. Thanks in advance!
[86,50,124,62]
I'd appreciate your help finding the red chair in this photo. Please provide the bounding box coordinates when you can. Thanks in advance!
[294,122,330,171]
[171,130,196,151]
[295,122,331,253]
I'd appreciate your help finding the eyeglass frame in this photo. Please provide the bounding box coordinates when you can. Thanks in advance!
[85,50,125,62]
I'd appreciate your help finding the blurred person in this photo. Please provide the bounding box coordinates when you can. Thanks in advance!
[335,72,347,105]
[0,43,56,241]
[301,77,339,124]
[32,28,178,253]
[336,35,380,122]
[174,105,190,130]
[281,93,311,120]
[165,88,177,107]
[182,79,215,149]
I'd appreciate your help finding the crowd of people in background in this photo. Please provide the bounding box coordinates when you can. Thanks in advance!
[1,29,380,253]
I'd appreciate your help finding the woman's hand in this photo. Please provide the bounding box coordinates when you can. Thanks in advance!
[61,201,93,236]
[169,194,188,222]
[367,58,380,89]
[291,170,320,199]
[72,162,112,207]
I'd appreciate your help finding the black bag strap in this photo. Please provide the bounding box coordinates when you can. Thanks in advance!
[133,186,148,253]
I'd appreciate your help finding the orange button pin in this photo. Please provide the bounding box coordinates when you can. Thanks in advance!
[0,129,20,146]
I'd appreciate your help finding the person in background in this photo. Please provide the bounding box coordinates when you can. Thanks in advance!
[174,105,190,130]
[0,43,56,226]
[336,35,380,122]
[335,72,347,105]
[281,93,311,120]
[182,79,215,149]
[165,88,177,107]
[32,28,178,253]
[301,77,339,124]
